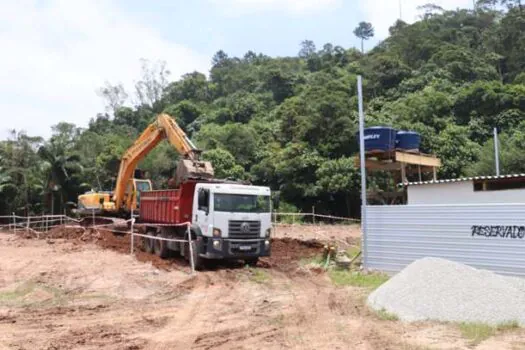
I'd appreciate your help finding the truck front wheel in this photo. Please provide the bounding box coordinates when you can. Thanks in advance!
[185,239,203,271]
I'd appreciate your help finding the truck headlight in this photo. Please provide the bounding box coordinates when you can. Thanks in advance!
[213,228,222,237]
[265,228,272,238]
[213,239,221,249]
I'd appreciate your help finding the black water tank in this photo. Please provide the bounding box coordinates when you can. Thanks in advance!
[357,127,397,151]
[396,131,421,151]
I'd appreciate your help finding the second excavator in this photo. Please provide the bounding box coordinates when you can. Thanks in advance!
[77,113,214,216]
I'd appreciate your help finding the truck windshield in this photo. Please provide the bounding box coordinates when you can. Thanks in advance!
[214,194,270,213]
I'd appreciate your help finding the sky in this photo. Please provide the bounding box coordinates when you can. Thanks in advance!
[0,0,474,140]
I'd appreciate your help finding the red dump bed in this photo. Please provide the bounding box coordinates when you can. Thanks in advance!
[139,181,197,224]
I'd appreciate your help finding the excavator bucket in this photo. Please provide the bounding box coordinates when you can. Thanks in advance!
[175,159,214,184]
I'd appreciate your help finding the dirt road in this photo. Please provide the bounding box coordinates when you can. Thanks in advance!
[1,230,525,349]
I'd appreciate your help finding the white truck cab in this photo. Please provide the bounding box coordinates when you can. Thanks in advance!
[192,182,272,262]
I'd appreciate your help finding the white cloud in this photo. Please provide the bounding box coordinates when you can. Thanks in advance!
[211,0,342,15]
[0,0,210,139]
[359,0,474,39]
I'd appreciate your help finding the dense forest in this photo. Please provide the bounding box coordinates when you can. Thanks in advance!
[2,1,525,217]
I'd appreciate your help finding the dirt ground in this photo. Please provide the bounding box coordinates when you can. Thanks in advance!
[1,227,525,350]
[273,224,361,247]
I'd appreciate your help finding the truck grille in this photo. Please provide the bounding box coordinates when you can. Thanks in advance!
[228,220,261,239]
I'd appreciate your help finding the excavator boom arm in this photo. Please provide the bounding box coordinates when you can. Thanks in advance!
[112,113,213,210]
[157,114,199,159]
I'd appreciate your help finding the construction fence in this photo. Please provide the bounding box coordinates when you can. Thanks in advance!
[272,211,360,224]
[0,213,197,274]
[364,203,525,277]
[1,211,360,275]
[0,214,81,236]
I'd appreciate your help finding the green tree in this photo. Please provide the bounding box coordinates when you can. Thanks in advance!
[476,0,499,11]
[38,123,85,214]
[469,121,525,175]
[435,124,481,178]
[417,3,444,19]
[196,123,260,166]
[202,148,246,180]
[502,0,523,12]
[316,157,360,216]
[273,143,323,206]
[212,50,230,68]
[0,167,16,214]
[264,69,296,103]
[164,72,210,103]
[298,40,316,58]
[97,82,128,115]
[163,101,203,130]
[134,58,171,107]
[353,22,375,53]
[0,130,43,215]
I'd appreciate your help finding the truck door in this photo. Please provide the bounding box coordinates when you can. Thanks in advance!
[195,188,210,236]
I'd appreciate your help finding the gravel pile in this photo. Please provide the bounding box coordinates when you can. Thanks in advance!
[368,257,525,325]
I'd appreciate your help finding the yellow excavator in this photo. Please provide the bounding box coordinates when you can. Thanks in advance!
[76,113,214,216]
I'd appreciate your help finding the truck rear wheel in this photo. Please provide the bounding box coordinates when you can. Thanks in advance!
[153,232,171,259]
[143,231,155,254]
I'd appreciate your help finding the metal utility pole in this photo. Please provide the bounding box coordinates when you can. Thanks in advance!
[494,127,500,176]
[357,76,367,268]
[399,0,403,20]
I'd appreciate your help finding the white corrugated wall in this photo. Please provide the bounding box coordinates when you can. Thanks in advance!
[407,181,525,204]
[365,204,525,276]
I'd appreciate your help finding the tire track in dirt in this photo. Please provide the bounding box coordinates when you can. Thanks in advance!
[132,268,287,349]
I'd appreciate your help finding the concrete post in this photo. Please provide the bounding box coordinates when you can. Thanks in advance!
[187,224,195,274]
[130,209,134,255]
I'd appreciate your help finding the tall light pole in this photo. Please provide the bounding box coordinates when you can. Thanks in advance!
[357,76,367,268]
[494,127,500,176]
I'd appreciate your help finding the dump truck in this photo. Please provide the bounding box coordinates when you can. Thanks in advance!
[139,179,272,269]
[77,113,272,268]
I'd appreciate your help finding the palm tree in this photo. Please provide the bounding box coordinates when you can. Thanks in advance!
[0,168,12,192]
[38,144,83,214]
[0,167,19,214]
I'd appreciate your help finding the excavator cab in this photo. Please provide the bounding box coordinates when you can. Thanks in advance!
[123,178,152,211]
